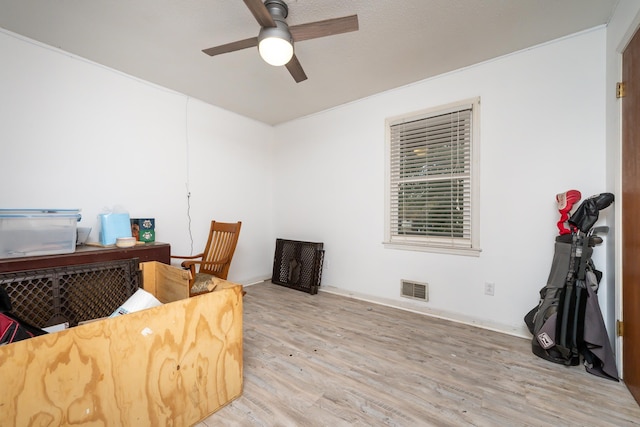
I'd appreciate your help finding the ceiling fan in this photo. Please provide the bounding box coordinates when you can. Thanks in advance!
[202,0,359,83]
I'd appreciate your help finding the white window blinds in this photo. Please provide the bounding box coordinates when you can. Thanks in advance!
[387,101,477,251]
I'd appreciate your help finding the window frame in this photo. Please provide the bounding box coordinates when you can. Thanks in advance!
[384,97,481,256]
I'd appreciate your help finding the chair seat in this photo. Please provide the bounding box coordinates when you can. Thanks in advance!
[191,273,222,295]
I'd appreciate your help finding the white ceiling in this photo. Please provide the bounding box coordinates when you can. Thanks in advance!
[0,0,618,125]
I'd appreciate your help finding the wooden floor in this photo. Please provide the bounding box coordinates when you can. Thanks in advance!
[197,282,640,427]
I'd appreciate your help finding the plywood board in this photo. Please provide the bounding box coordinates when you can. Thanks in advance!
[0,284,243,426]
[141,260,192,303]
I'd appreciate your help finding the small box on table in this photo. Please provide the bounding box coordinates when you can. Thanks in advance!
[131,218,155,243]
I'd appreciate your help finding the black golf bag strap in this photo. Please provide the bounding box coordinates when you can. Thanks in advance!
[556,233,580,361]
[577,233,591,283]
[565,233,579,285]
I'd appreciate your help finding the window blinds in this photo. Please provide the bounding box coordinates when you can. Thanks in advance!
[389,106,472,248]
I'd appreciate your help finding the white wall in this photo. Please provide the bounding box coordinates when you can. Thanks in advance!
[0,29,275,285]
[0,22,618,338]
[273,28,609,336]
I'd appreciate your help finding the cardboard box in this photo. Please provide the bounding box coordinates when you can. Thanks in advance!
[131,218,155,242]
[0,262,243,426]
[139,229,155,243]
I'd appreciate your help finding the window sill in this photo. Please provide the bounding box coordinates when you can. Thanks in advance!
[383,241,482,257]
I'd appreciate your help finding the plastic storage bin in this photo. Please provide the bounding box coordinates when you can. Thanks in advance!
[0,209,81,258]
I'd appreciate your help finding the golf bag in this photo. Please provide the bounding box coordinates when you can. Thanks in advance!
[524,192,618,381]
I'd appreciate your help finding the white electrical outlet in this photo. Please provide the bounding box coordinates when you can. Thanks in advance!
[484,282,495,296]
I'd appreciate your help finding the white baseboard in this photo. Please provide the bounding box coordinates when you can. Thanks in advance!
[318,285,531,339]
[239,276,272,287]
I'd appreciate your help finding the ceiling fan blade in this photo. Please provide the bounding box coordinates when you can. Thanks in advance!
[202,37,258,56]
[286,54,308,83]
[290,15,358,42]
[243,0,276,28]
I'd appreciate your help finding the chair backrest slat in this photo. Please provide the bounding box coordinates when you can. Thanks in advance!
[199,221,242,279]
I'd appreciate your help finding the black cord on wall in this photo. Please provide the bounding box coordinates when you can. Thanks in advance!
[187,190,193,255]
[185,97,194,255]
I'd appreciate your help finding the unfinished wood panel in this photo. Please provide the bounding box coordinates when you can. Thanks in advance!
[0,284,243,426]
[141,260,192,303]
[203,282,640,426]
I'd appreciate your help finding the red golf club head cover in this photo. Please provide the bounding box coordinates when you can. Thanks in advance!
[556,190,581,235]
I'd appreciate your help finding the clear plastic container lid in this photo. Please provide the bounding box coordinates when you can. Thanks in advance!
[0,209,81,220]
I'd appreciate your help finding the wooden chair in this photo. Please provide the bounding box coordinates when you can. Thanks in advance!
[171,221,241,296]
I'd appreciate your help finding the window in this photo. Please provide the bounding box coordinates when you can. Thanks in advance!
[385,98,480,255]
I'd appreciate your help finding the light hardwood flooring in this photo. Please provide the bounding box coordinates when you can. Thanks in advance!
[197,281,640,426]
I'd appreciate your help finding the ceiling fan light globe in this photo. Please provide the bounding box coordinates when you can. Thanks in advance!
[259,36,293,66]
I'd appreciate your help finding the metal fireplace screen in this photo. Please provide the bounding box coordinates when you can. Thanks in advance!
[272,239,324,294]
[0,258,140,328]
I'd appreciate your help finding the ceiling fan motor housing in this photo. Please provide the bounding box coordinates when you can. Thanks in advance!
[258,20,292,45]
[264,0,289,20]
[259,0,291,42]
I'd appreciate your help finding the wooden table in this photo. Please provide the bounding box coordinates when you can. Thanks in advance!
[0,242,171,273]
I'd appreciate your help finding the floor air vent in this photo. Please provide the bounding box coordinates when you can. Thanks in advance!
[401,280,428,301]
